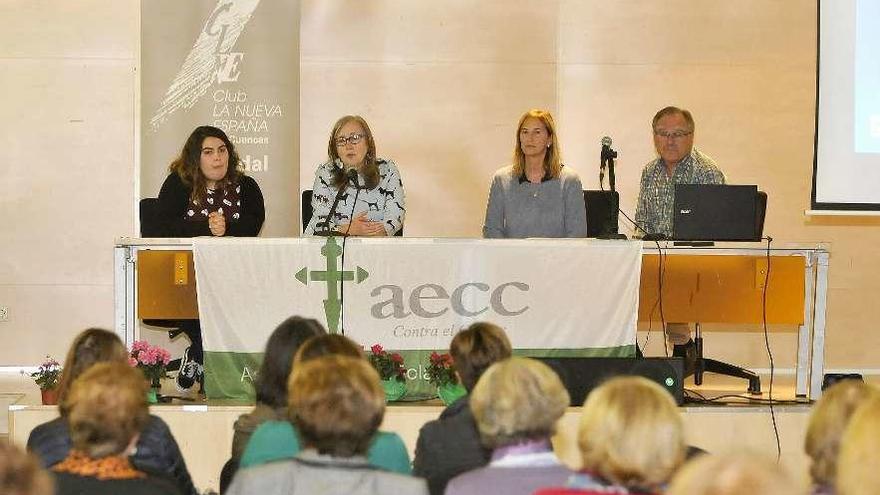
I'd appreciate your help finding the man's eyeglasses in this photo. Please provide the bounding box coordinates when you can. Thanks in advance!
[654,129,693,140]
[335,133,365,147]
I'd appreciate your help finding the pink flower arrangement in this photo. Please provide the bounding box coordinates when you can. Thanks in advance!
[129,340,171,384]
[368,344,407,382]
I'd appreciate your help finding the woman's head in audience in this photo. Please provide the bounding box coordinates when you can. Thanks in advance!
[666,453,800,495]
[805,379,879,490]
[255,316,326,409]
[578,376,685,492]
[0,442,53,495]
[327,115,380,189]
[837,396,880,495]
[57,328,128,410]
[169,125,242,202]
[64,362,149,458]
[450,322,512,393]
[293,333,363,364]
[470,357,569,449]
[288,355,384,458]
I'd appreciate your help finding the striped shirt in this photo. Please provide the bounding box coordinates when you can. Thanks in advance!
[633,148,725,238]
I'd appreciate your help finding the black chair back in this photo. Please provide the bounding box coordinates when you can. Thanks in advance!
[139,197,161,237]
[583,190,620,238]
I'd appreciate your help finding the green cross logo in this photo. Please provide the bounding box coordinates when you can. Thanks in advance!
[294,236,369,333]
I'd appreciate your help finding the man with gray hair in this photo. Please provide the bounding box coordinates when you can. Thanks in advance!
[635,106,725,371]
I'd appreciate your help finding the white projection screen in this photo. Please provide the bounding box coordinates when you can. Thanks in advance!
[813,0,880,210]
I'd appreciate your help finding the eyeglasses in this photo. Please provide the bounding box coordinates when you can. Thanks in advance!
[654,129,693,140]
[335,133,365,147]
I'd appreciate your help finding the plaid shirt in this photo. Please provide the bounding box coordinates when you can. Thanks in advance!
[634,148,725,238]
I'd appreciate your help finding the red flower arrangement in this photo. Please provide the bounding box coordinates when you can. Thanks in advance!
[368,344,406,382]
[426,352,458,387]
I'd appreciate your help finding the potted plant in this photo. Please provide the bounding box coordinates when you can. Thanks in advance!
[426,352,466,405]
[367,344,407,402]
[30,356,62,405]
[129,340,171,403]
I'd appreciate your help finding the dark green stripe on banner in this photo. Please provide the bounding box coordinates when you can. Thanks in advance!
[204,352,263,402]
[204,344,635,401]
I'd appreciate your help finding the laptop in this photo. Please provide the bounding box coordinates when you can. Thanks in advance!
[672,184,764,242]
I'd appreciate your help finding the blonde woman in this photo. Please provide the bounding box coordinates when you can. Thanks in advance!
[837,396,880,495]
[445,357,572,495]
[666,453,801,495]
[805,380,880,495]
[536,376,685,494]
[483,109,586,238]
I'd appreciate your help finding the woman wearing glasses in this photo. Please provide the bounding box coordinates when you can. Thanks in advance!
[304,115,405,236]
[483,109,587,238]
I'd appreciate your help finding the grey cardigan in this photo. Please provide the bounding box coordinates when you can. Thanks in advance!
[482,165,587,238]
[226,449,427,495]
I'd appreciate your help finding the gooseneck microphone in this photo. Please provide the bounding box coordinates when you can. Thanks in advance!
[600,136,619,191]
[600,136,612,186]
[346,168,360,189]
[315,167,360,236]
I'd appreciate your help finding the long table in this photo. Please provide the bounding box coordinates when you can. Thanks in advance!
[114,238,829,399]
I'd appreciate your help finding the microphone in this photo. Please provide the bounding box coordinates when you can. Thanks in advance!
[600,136,613,166]
[345,168,360,189]
[599,136,612,186]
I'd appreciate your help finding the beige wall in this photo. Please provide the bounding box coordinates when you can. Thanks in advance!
[0,1,877,370]
[0,1,138,363]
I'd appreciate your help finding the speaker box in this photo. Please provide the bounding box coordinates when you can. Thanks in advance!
[536,357,685,406]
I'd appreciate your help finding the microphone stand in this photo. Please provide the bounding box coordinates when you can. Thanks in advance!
[601,144,619,192]
[314,170,360,237]
[599,144,627,240]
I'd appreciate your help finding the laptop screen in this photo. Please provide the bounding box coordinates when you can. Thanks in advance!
[672,184,761,241]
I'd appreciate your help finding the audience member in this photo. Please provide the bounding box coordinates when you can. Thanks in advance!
[0,442,53,495]
[51,362,181,495]
[227,355,427,495]
[666,453,801,495]
[837,396,880,495]
[805,380,880,495]
[239,334,410,473]
[219,316,326,492]
[26,328,196,495]
[536,377,684,495]
[413,322,513,495]
[445,357,571,495]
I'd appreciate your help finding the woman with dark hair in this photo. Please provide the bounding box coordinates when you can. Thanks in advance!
[483,109,586,238]
[154,125,265,391]
[52,363,180,495]
[219,317,326,491]
[413,322,513,495]
[238,334,410,474]
[156,125,265,238]
[228,356,427,495]
[303,115,405,236]
[26,328,196,495]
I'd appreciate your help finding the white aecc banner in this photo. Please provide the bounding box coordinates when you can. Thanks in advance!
[193,237,642,354]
